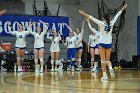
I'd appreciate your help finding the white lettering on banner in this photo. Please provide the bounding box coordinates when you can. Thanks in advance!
[51,23,56,31]
[58,23,64,35]
[3,22,65,35]
[4,21,10,33]
[13,22,19,31]
[0,21,3,33]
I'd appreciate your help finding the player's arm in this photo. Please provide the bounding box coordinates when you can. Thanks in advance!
[87,19,97,35]
[112,4,127,25]
[79,10,102,25]
[39,20,48,35]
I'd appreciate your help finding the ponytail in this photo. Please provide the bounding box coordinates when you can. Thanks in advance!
[103,13,110,33]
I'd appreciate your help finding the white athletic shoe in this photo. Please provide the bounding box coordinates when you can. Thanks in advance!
[91,67,98,72]
[17,69,21,73]
[67,65,71,71]
[71,66,75,72]
[1,66,7,72]
[109,69,115,78]
[90,66,93,71]
[75,67,81,71]
[80,65,83,69]
[50,68,54,72]
[39,69,43,73]
[20,68,23,72]
[35,65,40,72]
[35,69,39,73]
[58,63,63,71]
[55,68,58,72]
[72,68,75,72]
[101,75,108,81]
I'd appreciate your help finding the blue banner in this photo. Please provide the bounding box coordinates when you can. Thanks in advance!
[0,14,69,37]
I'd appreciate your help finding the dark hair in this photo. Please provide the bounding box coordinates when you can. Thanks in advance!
[77,27,81,32]
[103,13,110,32]
[19,22,23,26]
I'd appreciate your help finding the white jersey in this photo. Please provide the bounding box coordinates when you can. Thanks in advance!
[89,10,122,44]
[74,28,84,48]
[88,35,97,47]
[96,31,100,45]
[8,26,29,48]
[87,21,100,45]
[47,34,61,52]
[30,30,47,48]
[65,36,77,49]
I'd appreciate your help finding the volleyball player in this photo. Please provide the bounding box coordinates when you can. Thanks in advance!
[87,19,100,72]
[29,20,48,73]
[62,24,78,72]
[46,30,62,72]
[8,22,30,72]
[79,4,127,80]
[64,20,85,71]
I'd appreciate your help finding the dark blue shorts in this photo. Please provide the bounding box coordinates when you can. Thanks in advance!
[76,47,83,50]
[99,43,112,49]
[34,47,44,51]
[67,48,76,60]
[15,47,26,50]
[95,44,99,49]
[90,45,99,50]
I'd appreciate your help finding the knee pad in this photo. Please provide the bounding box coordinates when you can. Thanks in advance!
[94,55,100,62]
[77,58,81,62]
[101,60,106,63]
[39,57,44,62]
[51,59,54,64]
[72,58,75,62]
[21,58,24,61]
[91,58,94,62]
[34,58,38,63]
[55,60,60,65]
[17,57,21,60]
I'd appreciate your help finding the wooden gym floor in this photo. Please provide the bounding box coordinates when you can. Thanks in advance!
[0,70,140,93]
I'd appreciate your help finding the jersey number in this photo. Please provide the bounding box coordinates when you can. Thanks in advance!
[76,37,78,40]
[104,25,111,31]
[93,39,95,42]
[69,41,72,45]
[19,35,23,38]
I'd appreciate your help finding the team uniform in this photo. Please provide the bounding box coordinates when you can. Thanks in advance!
[73,28,84,50]
[29,25,48,50]
[87,21,100,49]
[47,34,61,52]
[8,29,29,49]
[89,10,123,80]
[88,34,97,50]
[87,21,101,72]
[29,24,48,73]
[8,26,30,72]
[47,33,62,72]
[89,10,122,48]
[64,36,78,71]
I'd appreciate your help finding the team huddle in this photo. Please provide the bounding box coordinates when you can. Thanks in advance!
[0,4,127,81]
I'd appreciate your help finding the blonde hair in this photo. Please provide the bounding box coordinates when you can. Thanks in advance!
[52,30,57,41]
